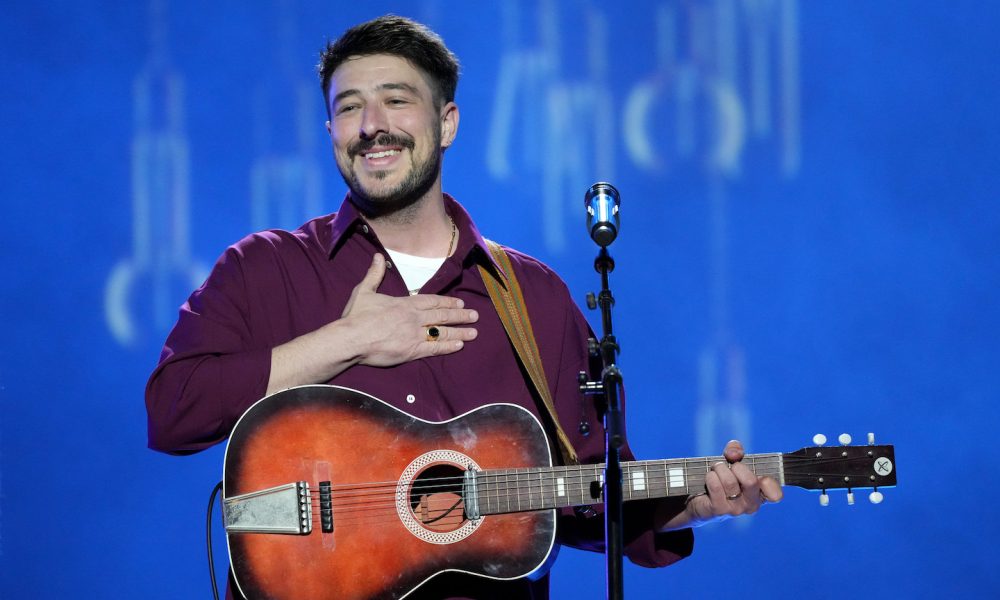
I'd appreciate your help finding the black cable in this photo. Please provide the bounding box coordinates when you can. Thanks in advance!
[207,480,224,600]
[421,495,465,524]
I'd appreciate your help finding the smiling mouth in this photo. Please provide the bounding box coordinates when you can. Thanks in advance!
[364,149,401,160]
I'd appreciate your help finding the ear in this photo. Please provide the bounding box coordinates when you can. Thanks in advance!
[439,102,459,148]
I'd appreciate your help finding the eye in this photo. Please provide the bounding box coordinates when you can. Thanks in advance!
[335,103,360,115]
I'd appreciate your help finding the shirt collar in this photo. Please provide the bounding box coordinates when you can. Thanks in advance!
[324,193,502,273]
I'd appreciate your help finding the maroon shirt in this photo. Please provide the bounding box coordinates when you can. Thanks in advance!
[146,194,693,599]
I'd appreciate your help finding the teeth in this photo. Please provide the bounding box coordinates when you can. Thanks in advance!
[364,150,400,159]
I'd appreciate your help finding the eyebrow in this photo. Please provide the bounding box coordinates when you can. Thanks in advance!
[332,82,421,105]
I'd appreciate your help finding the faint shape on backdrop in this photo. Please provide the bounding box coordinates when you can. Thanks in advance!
[250,0,324,232]
[485,0,800,458]
[640,0,797,457]
[104,0,208,348]
[487,0,615,251]
[487,0,799,253]
[625,0,800,178]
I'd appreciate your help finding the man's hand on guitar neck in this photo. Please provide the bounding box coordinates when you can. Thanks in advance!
[658,440,784,531]
[265,253,479,395]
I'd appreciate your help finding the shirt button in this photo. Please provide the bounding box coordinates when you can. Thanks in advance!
[405,394,416,404]
[361,224,370,234]
[385,261,393,269]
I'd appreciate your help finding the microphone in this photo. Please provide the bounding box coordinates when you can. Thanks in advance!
[584,182,620,247]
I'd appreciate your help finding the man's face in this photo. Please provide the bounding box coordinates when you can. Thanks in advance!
[325,54,458,216]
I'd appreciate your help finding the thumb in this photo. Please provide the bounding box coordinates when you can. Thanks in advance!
[724,440,745,463]
[358,253,387,293]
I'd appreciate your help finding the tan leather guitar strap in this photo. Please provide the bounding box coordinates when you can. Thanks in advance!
[477,240,580,466]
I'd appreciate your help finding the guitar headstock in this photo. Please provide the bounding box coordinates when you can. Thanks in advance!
[782,433,896,505]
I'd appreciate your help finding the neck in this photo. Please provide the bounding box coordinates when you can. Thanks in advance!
[366,191,455,258]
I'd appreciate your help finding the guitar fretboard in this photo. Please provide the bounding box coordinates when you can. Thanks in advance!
[474,454,784,516]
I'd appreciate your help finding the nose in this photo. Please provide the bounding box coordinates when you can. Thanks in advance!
[359,103,389,140]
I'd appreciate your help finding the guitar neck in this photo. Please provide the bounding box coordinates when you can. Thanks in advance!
[473,453,784,516]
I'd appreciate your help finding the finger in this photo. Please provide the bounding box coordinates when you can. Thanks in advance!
[759,476,783,503]
[711,461,742,500]
[731,463,762,513]
[410,293,466,310]
[358,253,388,293]
[420,325,478,343]
[703,470,728,513]
[731,462,760,494]
[421,338,467,356]
[706,470,739,516]
[724,439,745,463]
[425,307,479,326]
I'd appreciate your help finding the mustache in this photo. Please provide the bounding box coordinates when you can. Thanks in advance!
[348,133,415,158]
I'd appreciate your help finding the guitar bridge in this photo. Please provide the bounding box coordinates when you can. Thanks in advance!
[224,481,313,535]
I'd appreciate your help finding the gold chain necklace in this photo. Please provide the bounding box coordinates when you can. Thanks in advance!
[446,217,457,257]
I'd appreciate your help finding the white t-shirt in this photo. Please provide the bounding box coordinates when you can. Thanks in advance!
[384,248,447,295]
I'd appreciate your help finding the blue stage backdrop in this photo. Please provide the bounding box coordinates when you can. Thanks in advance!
[2,1,998,598]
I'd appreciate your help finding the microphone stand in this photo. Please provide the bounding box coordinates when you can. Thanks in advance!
[580,181,626,599]
[580,255,626,599]
[594,247,625,600]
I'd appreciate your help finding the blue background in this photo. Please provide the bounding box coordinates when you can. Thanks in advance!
[2,1,998,598]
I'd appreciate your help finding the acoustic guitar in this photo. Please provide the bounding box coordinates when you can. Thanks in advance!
[222,385,896,600]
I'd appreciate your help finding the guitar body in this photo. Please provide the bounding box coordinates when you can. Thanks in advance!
[223,385,900,598]
[224,385,557,600]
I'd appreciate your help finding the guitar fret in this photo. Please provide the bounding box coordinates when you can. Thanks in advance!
[477,452,794,516]
[514,469,524,512]
[521,468,528,511]
[504,469,511,514]
[536,468,543,509]
[623,465,630,501]
[541,469,548,509]
[529,468,536,510]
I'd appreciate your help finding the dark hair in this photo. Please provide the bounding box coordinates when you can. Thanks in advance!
[318,15,460,114]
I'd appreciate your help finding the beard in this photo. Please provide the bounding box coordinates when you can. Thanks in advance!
[339,130,442,219]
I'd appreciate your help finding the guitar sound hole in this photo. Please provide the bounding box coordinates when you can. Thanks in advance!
[409,463,467,532]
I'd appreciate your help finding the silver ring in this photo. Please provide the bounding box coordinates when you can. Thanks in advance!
[426,326,441,341]
[726,492,742,500]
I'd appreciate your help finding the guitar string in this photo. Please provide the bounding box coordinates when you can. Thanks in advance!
[311,461,785,503]
[297,463,863,522]
[275,452,864,496]
[292,454,863,513]
[231,454,879,528]
[302,469,764,515]
[286,454,786,496]
[294,453,855,505]
[285,461,877,529]
[303,468,792,529]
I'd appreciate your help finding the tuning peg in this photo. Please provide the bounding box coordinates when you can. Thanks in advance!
[838,433,852,445]
[847,491,855,505]
[812,434,827,446]
[867,432,875,445]
[869,490,884,504]
[819,492,829,507]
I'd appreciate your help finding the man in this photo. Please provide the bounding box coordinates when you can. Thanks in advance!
[146,15,781,599]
